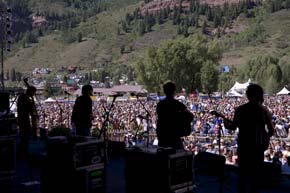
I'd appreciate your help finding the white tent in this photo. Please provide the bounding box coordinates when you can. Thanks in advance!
[276,87,290,95]
[226,89,244,97]
[44,97,56,103]
[228,79,251,94]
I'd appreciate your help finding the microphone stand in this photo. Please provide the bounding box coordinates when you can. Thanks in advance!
[217,118,224,155]
[208,92,223,155]
[65,91,70,128]
[51,92,63,126]
[133,116,145,146]
[34,94,47,139]
[135,94,151,148]
[97,95,118,164]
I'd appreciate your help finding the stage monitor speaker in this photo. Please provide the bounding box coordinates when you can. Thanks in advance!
[0,137,16,179]
[125,147,193,193]
[258,162,281,187]
[79,163,105,193]
[46,136,104,170]
[193,151,225,177]
[0,92,9,112]
[193,152,226,193]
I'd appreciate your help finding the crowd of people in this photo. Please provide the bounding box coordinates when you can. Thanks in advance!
[22,89,290,174]
[14,81,290,193]
[37,96,290,154]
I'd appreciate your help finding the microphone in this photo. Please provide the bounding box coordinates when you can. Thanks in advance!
[109,93,123,98]
[64,91,71,95]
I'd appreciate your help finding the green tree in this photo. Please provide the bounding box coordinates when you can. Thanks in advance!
[43,82,53,98]
[62,75,68,83]
[120,45,125,54]
[136,35,222,93]
[15,71,22,81]
[200,61,219,93]
[279,61,290,86]
[78,32,83,42]
[5,71,9,81]
[10,68,16,81]
[242,55,282,94]
[218,65,237,94]
[138,20,145,36]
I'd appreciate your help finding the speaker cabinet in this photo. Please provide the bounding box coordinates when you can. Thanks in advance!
[0,136,16,180]
[0,92,9,112]
[193,152,226,177]
[193,152,226,193]
[42,137,105,193]
[125,147,193,193]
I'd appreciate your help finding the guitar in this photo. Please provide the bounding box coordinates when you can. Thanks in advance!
[210,110,271,151]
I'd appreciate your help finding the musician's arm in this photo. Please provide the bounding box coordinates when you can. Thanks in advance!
[265,109,274,137]
[223,119,235,131]
[223,109,239,131]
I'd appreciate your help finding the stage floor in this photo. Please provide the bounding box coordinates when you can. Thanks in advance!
[1,154,290,193]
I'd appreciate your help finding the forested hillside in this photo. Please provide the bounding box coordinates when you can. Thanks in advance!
[2,0,290,94]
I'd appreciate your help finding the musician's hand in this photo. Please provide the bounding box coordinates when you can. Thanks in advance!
[223,118,233,130]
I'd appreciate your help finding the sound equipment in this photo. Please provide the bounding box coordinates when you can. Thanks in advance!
[193,152,226,193]
[0,136,16,180]
[78,163,105,193]
[42,136,105,193]
[0,117,17,136]
[0,92,9,113]
[125,147,193,193]
[73,138,104,170]
[46,136,104,170]
[193,152,225,177]
[258,162,281,187]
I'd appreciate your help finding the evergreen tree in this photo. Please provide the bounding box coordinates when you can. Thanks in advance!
[10,68,16,82]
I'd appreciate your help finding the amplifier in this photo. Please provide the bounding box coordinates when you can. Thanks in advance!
[43,137,105,193]
[47,136,104,170]
[0,117,17,136]
[125,147,193,193]
[78,163,105,193]
[73,138,105,170]
[0,92,9,112]
[0,136,16,180]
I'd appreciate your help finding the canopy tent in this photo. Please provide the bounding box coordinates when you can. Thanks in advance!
[44,97,56,103]
[228,79,251,94]
[276,87,290,95]
[226,89,244,97]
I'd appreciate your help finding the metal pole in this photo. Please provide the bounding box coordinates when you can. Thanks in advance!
[0,2,5,91]
[1,38,4,91]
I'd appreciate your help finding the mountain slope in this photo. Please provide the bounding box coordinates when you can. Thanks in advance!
[3,0,290,86]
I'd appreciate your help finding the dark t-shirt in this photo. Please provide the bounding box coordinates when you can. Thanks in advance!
[156,97,193,149]
[71,95,93,130]
[17,93,37,130]
[232,102,274,165]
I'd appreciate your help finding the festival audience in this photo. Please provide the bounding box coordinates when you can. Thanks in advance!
[33,94,289,165]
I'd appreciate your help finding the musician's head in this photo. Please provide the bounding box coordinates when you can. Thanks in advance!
[163,82,176,97]
[246,83,264,104]
[82,84,93,96]
[26,86,37,97]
